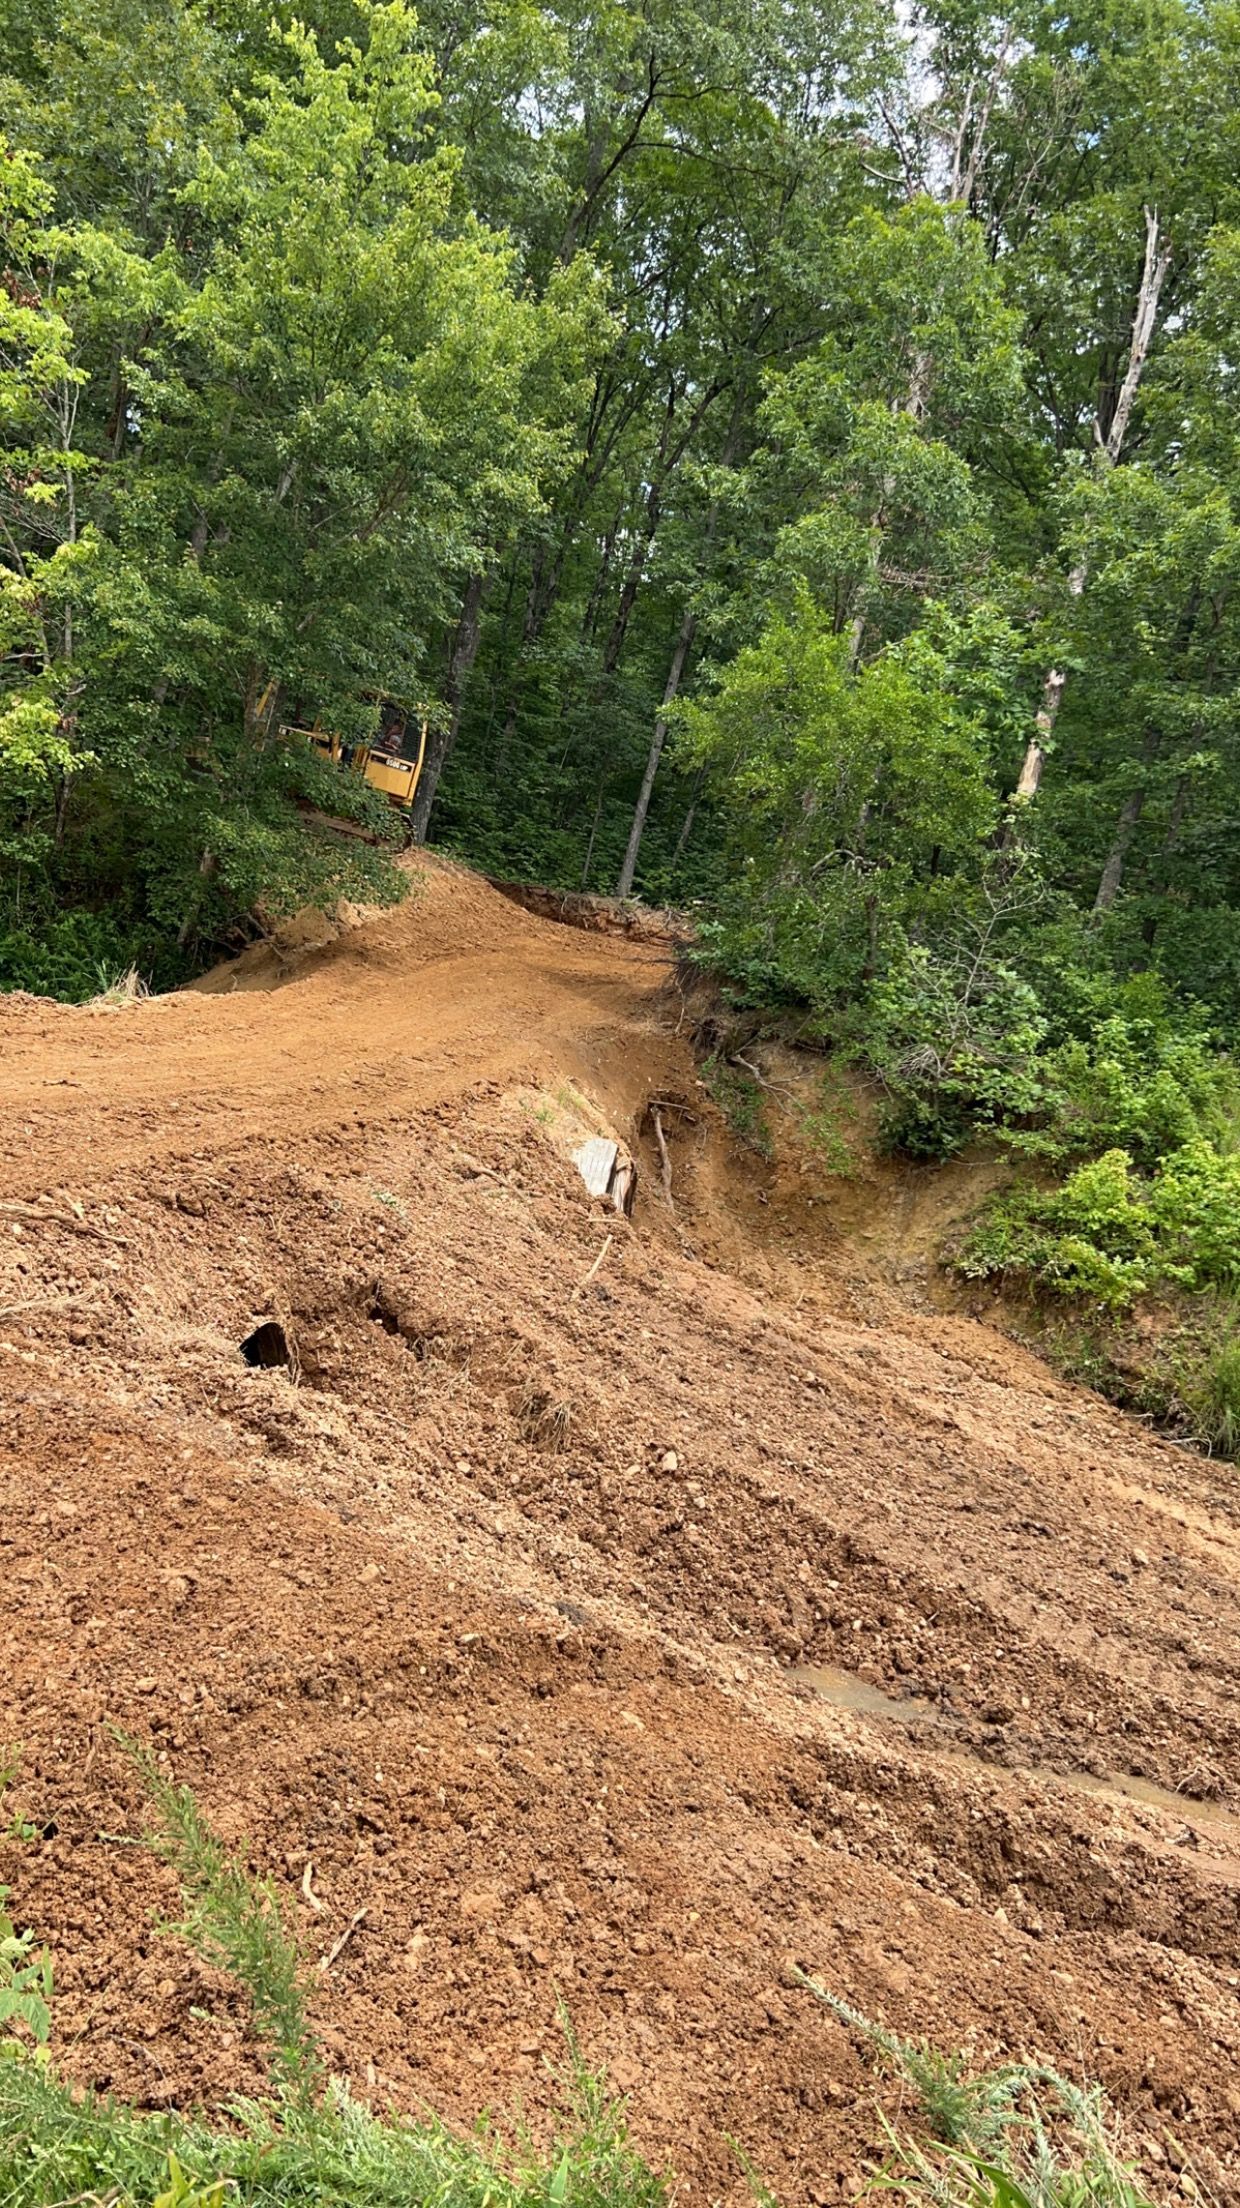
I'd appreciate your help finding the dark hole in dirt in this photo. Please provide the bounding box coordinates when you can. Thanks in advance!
[368,1292,402,1338]
[241,1319,290,1369]
[367,1283,456,1363]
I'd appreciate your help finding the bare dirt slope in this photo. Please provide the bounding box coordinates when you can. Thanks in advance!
[3,858,1240,2201]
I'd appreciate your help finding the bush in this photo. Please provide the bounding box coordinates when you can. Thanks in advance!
[1011,1014,1237,1169]
[855,936,1237,1173]
[0,910,185,1002]
[960,1142,1240,1314]
[958,1151,1153,1310]
[1148,1143,1240,1290]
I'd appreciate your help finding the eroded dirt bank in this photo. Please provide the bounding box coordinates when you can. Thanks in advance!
[2,859,1239,2201]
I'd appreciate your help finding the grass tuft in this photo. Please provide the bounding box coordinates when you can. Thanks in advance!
[1179,1323,1240,1457]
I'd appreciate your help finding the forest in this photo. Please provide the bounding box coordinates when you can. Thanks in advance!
[1,0,1238,1423]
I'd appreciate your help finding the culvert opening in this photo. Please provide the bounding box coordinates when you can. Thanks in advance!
[241,1319,290,1369]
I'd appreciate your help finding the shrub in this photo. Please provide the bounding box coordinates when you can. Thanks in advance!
[1147,1143,1240,1291]
[859,941,1050,1159]
[959,1142,1240,1315]
[1011,1015,1237,1170]
[0,910,182,1002]
[958,1151,1156,1310]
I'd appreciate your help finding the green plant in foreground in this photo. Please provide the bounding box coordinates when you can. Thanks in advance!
[958,1142,1240,1316]
[127,1742,319,2099]
[0,1754,50,2050]
[0,1762,666,2208]
[0,2035,664,2208]
[0,1892,51,2052]
[794,1976,1159,2208]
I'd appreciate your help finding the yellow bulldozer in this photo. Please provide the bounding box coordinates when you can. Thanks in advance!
[277,693,429,840]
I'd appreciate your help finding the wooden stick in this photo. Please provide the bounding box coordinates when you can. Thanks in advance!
[651,1107,674,1207]
[301,1860,325,1913]
[574,1233,613,1298]
[323,1906,368,1969]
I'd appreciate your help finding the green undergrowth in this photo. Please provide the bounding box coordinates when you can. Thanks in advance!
[957,1146,1240,1313]
[793,1976,1163,2208]
[1034,1300,1240,1460]
[0,2045,661,2208]
[0,1749,664,2208]
[953,1141,1240,1455]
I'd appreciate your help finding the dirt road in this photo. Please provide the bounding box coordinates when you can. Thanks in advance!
[3,859,1239,2200]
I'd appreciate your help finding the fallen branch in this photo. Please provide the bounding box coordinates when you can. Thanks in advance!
[651,1106,674,1207]
[323,1906,368,1969]
[648,1093,699,1125]
[729,1053,766,1085]
[573,1233,613,1298]
[0,1199,128,1248]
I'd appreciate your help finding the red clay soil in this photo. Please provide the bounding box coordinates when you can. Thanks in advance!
[2,857,1240,2202]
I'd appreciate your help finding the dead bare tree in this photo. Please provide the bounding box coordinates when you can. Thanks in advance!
[1014,207,1173,805]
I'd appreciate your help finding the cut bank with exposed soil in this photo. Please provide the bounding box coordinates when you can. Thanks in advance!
[2,858,1239,2202]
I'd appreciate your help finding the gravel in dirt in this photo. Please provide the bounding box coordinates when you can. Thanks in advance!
[2,858,1239,2200]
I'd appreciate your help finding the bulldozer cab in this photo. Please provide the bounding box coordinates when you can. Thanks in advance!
[285,694,428,818]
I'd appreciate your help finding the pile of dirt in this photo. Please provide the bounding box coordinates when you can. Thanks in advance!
[2,857,1240,2203]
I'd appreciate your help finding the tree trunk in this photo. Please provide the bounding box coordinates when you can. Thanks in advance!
[612,389,746,896]
[672,763,706,865]
[845,351,929,673]
[1092,787,1146,914]
[1092,727,1161,914]
[1015,208,1172,803]
[1014,558,1085,799]
[580,784,605,887]
[176,848,219,951]
[599,481,662,677]
[411,570,490,844]
[615,610,696,897]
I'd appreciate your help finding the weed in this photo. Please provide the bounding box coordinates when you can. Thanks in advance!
[0,1801,664,2208]
[0,1894,51,2051]
[793,1071,859,1178]
[126,1740,320,2099]
[702,1055,773,1159]
[0,2038,665,2208]
[0,1750,37,1845]
[797,1982,1020,2156]
[1174,1313,1240,1457]
[90,961,151,1007]
[0,1755,51,2050]
[793,1978,1160,2208]
[511,1378,576,1451]
[371,1187,407,1216]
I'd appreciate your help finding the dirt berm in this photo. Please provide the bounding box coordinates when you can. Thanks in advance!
[3,858,1240,2200]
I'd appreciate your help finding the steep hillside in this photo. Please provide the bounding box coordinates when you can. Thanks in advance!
[2,860,1239,2202]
